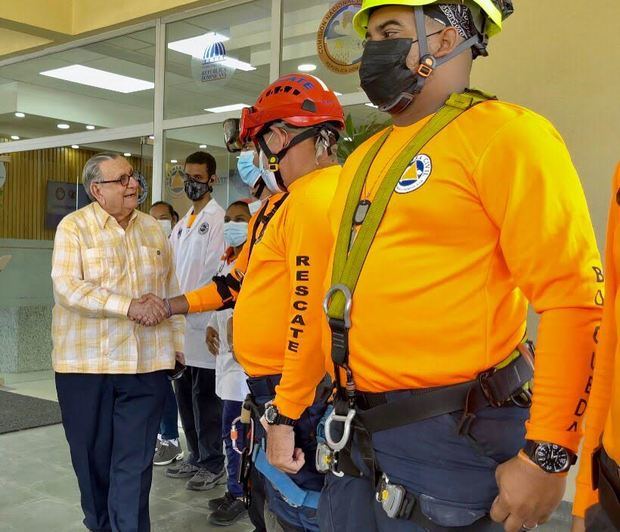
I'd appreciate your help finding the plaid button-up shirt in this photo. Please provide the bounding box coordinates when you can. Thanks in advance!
[51,202,185,374]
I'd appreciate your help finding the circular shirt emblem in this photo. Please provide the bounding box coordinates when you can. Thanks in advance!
[395,154,432,194]
[199,222,209,235]
[316,0,363,74]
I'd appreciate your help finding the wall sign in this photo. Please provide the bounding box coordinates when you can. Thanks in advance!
[166,165,186,198]
[317,0,363,74]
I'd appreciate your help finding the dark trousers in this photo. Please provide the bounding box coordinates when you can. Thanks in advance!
[222,399,244,498]
[173,366,224,472]
[586,504,617,531]
[249,375,329,532]
[159,381,179,440]
[319,403,529,531]
[55,371,168,532]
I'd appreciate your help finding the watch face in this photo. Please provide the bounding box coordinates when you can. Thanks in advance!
[265,405,277,424]
[535,443,570,473]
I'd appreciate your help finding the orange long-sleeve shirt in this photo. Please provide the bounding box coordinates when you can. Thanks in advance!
[185,193,287,313]
[324,99,602,452]
[187,166,340,419]
[573,164,620,517]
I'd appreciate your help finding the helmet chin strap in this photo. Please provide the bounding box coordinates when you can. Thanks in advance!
[386,5,483,114]
[257,127,319,191]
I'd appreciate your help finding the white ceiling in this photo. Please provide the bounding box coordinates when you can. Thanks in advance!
[0,0,376,158]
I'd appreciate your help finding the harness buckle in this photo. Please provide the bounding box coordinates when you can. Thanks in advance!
[478,369,504,408]
[323,284,353,329]
[324,407,356,452]
[324,285,353,367]
[417,56,435,78]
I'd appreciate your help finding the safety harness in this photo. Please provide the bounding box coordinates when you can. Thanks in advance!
[321,90,535,525]
[234,375,325,511]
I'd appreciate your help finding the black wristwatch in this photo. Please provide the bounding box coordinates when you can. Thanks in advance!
[264,404,297,426]
[523,440,577,474]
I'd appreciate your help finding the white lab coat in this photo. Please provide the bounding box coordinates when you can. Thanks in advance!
[207,257,249,402]
[170,199,225,369]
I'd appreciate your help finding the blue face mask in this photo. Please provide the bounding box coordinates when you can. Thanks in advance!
[223,221,249,248]
[237,151,262,188]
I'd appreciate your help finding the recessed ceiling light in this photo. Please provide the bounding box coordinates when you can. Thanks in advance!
[167,33,255,71]
[123,152,131,157]
[57,123,70,129]
[204,103,249,113]
[170,159,178,164]
[10,135,20,140]
[148,135,155,140]
[86,125,95,130]
[298,63,317,72]
[14,112,25,118]
[199,144,207,149]
[41,65,154,94]
[71,145,79,149]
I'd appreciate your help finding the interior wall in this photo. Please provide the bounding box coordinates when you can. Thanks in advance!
[0,148,152,240]
[471,0,620,249]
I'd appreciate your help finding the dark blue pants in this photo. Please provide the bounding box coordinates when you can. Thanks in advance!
[586,504,617,531]
[159,381,179,440]
[318,402,529,531]
[222,399,244,498]
[249,375,329,532]
[174,366,224,472]
[55,371,168,532]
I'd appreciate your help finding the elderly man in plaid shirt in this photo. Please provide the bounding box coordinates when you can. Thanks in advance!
[51,152,185,532]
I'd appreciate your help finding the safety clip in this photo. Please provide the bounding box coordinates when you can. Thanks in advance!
[324,407,356,452]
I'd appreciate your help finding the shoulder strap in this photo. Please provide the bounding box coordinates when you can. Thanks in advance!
[327,91,494,321]
[246,193,289,260]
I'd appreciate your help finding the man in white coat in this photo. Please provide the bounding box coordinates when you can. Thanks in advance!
[166,151,226,491]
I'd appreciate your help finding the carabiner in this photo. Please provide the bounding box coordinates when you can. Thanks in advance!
[231,416,254,455]
[324,407,356,452]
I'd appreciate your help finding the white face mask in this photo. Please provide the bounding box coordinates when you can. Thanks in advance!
[248,200,262,215]
[258,149,285,194]
[157,219,172,237]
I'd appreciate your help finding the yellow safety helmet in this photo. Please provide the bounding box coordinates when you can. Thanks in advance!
[353,0,513,40]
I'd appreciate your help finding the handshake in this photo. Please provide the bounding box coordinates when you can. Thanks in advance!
[128,293,171,327]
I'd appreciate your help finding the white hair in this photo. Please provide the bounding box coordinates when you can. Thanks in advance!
[82,152,121,200]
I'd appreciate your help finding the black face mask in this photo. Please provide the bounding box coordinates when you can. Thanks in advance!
[184,177,212,201]
[360,35,443,114]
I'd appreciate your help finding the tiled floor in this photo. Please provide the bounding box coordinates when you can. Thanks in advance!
[0,374,574,531]
[0,374,253,531]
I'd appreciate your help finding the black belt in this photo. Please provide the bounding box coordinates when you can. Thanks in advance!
[595,447,620,529]
[344,353,533,436]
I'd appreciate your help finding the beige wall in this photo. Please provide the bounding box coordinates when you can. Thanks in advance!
[471,0,620,250]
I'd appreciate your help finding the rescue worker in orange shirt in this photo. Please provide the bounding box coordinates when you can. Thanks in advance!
[571,164,620,532]
[318,2,603,531]
[165,74,344,531]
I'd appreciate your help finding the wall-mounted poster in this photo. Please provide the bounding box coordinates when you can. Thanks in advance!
[317,0,363,74]
[45,181,90,229]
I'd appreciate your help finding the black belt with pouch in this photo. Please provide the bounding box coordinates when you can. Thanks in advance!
[592,446,620,529]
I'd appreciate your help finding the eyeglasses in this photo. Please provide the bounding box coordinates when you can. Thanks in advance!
[96,173,135,187]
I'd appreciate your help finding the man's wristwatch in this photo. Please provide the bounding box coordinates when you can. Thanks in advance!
[522,440,577,474]
[264,404,296,426]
